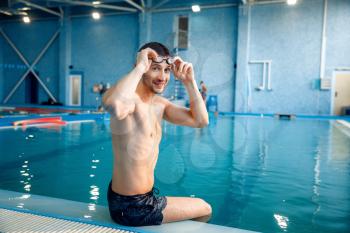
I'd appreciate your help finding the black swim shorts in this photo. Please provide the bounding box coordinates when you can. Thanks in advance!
[107,182,167,226]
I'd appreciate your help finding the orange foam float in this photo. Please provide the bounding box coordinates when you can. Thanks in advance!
[13,117,66,126]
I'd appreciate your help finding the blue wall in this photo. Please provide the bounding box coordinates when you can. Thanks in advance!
[0,20,59,104]
[326,0,350,75]
[71,13,139,107]
[150,7,238,112]
[0,0,349,115]
[235,0,350,115]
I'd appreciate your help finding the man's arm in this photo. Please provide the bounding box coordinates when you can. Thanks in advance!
[102,48,157,120]
[164,57,209,128]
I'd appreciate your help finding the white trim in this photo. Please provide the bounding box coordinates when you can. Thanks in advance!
[320,0,328,79]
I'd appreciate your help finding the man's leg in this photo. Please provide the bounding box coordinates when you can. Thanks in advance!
[161,197,212,223]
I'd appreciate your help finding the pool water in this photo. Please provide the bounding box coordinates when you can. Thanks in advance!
[0,116,349,233]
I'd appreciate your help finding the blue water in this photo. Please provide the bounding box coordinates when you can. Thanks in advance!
[0,116,349,233]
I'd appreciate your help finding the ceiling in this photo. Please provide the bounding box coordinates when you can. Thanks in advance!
[0,0,244,21]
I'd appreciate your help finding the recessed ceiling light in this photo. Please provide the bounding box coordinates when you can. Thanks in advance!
[192,5,201,13]
[92,11,101,20]
[23,16,31,24]
[19,7,31,11]
[287,0,298,5]
[18,11,28,16]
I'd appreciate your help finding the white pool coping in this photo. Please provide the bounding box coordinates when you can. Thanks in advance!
[1,208,136,233]
[335,120,350,137]
[336,120,350,129]
[0,189,257,233]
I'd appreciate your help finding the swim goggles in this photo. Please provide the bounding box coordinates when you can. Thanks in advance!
[152,56,175,65]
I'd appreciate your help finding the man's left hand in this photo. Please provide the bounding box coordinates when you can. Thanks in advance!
[172,57,194,85]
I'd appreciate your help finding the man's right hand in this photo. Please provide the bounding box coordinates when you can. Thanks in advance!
[136,48,158,73]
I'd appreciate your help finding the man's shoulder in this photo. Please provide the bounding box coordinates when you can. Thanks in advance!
[154,95,170,105]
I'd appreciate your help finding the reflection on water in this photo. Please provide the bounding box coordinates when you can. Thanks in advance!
[84,183,100,219]
[90,185,100,201]
[17,156,34,209]
[274,214,289,231]
[20,160,33,193]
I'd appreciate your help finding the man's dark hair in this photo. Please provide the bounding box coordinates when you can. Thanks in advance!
[138,42,171,57]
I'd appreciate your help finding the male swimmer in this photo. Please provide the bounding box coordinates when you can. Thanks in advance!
[102,42,211,226]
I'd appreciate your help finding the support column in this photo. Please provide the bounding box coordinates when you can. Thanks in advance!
[138,0,152,47]
[58,7,71,105]
[0,25,3,101]
[235,4,251,113]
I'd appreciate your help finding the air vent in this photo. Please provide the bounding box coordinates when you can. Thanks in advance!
[176,15,189,50]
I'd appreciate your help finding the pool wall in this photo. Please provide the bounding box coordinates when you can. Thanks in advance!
[0,189,257,233]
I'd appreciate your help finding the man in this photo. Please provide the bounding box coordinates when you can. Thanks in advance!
[199,81,208,102]
[102,42,211,226]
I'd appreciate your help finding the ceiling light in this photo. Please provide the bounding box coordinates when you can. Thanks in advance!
[19,7,31,11]
[92,1,101,5]
[192,5,201,13]
[287,0,298,5]
[18,11,28,16]
[92,11,101,20]
[23,16,31,24]
[0,10,13,16]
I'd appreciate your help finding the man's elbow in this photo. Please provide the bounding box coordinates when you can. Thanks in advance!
[114,103,131,120]
[197,118,209,128]
[103,99,129,120]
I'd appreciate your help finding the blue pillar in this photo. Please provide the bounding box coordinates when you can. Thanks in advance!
[0,24,3,101]
[235,4,251,113]
[138,0,152,47]
[58,7,71,105]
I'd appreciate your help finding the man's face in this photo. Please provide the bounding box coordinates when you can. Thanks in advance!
[142,59,172,94]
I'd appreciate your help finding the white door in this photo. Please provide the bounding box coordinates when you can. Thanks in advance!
[69,74,82,106]
[333,72,350,115]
